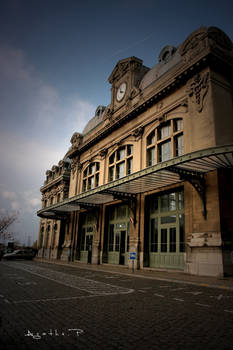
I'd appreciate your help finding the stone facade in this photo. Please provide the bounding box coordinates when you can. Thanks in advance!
[37,26,233,277]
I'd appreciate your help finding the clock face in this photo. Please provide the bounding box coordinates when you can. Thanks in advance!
[116,82,127,102]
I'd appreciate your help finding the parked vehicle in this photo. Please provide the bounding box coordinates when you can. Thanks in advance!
[2,249,36,260]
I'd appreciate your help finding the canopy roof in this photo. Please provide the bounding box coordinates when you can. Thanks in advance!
[37,144,233,219]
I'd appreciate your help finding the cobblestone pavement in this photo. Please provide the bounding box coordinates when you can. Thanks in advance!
[0,260,233,350]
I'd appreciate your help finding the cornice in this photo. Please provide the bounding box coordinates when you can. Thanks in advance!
[40,173,70,193]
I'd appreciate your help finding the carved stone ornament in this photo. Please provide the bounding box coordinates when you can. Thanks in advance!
[71,156,79,178]
[132,126,144,139]
[103,106,113,121]
[52,165,58,173]
[129,87,141,100]
[187,72,209,112]
[99,148,108,159]
[70,132,83,150]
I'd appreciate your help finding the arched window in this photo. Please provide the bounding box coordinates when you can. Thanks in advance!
[82,162,100,192]
[108,145,133,182]
[146,119,184,166]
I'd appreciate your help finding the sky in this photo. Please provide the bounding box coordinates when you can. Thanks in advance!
[0,0,233,245]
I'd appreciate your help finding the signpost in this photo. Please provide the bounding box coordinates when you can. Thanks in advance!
[130,252,136,273]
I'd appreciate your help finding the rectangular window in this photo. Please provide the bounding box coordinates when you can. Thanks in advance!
[83,179,87,192]
[169,228,176,252]
[174,119,183,132]
[178,191,184,210]
[151,218,158,252]
[150,198,158,213]
[147,147,155,166]
[109,167,114,182]
[161,215,176,224]
[175,135,184,156]
[117,148,125,161]
[116,162,125,179]
[127,158,133,175]
[95,173,99,187]
[159,141,171,162]
[96,162,100,171]
[115,232,120,252]
[109,153,115,164]
[161,229,167,252]
[88,176,95,190]
[116,223,126,229]
[158,123,171,140]
[109,225,114,251]
[127,145,133,156]
[89,163,95,175]
[81,228,85,251]
[169,193,176,211]
[179,214,185,252]
[147,132,155,146]
[84,168,88,177]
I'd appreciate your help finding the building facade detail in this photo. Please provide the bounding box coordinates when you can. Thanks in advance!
[37,26,233,278]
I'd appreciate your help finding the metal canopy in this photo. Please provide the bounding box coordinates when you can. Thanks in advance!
[37,144,233,219]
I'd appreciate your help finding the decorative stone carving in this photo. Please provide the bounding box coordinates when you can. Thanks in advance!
[132,126,144,139]
[129,87,141,100]
[70,132,83,150]
[99,148,108,159]
[187,72,209,112]
[159,45,177,64]
[77,163,83,171]
[52,165,59,173]
[46,170,52,177]
[103,106,113,121]
[71,156,79,178]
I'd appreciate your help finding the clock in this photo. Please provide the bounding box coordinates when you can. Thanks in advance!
[116,82,127,102]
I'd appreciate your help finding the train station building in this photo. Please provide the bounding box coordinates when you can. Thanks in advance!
[37,26,233,277]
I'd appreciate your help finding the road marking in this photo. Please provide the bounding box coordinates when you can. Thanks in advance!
[4,299,11,304]
[224,310,233,314]
[195,303,211,307]
[171,288,186,291]
[138,290,147,293]
[13,294,111,304]
[3,262,134,296]
[173,298,184,302]
[154,293,165,298]
[185,291,203,296]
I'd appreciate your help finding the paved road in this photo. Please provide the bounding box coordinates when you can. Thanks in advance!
[0,260,233,350]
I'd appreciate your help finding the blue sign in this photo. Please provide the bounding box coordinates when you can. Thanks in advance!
[130,252,136,260]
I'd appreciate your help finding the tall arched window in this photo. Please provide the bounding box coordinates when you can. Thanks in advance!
[108,145,133,181]
[146,119,184,166]
[82,162,100,192]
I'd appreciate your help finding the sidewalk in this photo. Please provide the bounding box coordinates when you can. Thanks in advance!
[35,258,233,291]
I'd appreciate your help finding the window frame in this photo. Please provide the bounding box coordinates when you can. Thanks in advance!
[146,118,184,166]
[108,145,133,182]
[82,162,100,192]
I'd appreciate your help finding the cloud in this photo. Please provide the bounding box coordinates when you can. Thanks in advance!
[2,191,17,200]
[0,45,96,244]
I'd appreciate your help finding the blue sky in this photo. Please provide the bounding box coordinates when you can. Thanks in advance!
[0,0,233,245]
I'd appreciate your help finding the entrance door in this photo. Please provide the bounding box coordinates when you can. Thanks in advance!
[119,231,126,265]
[148,190,185,270]
[86,235,93,264]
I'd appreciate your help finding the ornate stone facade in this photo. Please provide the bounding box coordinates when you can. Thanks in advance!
[37,26,233,277]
